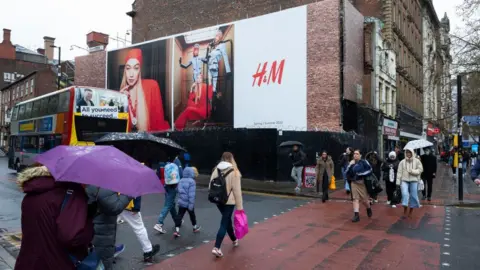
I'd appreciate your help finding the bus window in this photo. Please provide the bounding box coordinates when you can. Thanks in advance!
[47,95,59,114]
[58,91,71,112]
[18,105,26,120]
[11,106,18,121]
[32,100,41,118]
[22,136,38,154]
[39,98,49,116]
[24,102,33,119]
[38,135,56,153]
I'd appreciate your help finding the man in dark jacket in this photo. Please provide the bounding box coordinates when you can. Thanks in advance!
[420,148,437,201]
[86,186,132,270]
[395,145,405,161]
[471,159,480,185]
[290,145,306,192]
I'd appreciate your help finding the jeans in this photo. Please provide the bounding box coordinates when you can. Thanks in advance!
[157,185,178,224]
[215,204,236,249]
[120,211,152,253]
[175,207,197,227]
[291,166,303,188]
[400,181,420,208]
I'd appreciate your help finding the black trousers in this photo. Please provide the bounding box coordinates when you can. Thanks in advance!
[385,179,396,203]
[422,177,434,198]
[175,206,197,227]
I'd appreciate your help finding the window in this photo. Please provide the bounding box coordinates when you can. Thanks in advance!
[32,100,41,118]
[14,87,18,99]
[20,84,23,97]
[47,94,59,114]
[22,136,38,154]
[58,91,71,112]
[39,135,61,153]
[386,87,392,116]
[39,98,49,115]
[25,81,29,96]
[24,102,33,118]
[30,78,34,93]
[18,104,26,120]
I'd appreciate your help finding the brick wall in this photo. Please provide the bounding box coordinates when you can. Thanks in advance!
[306,0,341,131]
[130,0,319,43]
[74,51,106,88]
[35,69,57,96]
[0,58,48,89]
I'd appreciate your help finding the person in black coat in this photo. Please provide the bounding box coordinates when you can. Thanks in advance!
[381,151,400,207]
[420,147,437,201]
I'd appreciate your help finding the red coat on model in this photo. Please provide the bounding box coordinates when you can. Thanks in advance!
[174,83,213,130]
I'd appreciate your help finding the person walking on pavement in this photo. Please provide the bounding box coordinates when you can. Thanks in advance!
[316,150,334,203]
[85,186,132,269]
[174,155,183,178]
[154,156,181,234]
[15,165,95,270]
[290,144,306,193]
[345,149,373,222]
[339,147,354,194]
[382,151,400,207]
[395,145,405,161]
[174,167,202,237]
[115,195,160,263]
[471,157,480,186]
[396,148,423,219]
[420,147,437,201]
[366,151,382,203]
[209,152,243,258]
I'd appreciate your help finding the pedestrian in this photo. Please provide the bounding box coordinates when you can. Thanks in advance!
[154,156,181,234]
[183,151,191,167]
[395,145,405,161]
[316,150,334,203]
[289,144,306,193]
[381,151,400,208]
[396,148,423,219]
[462,150,470,170]
[115,195,160,263]
[339,147,354,194]
[174,167,202,237]
[345,149,373,222]
[85,186,132,269]
[209,152,243,258]
[471,157,480,185]
[174,155,184,178]
[366,151,382,203]
[15,164,95,270]
[420,147,437,201]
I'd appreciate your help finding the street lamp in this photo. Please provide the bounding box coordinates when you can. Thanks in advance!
[50,45,61,90]
[70,45,88,52]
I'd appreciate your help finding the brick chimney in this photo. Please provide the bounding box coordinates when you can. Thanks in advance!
[43,36,55,60]
[2,29,12,44]
[0,29,15,59]
[37,48,45,55]
[86,31,109,50]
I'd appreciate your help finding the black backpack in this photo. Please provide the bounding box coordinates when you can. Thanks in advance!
[208,168,234,204]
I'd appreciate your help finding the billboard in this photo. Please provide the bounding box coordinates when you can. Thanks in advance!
[107,5,308,131]
[75,87,128,119]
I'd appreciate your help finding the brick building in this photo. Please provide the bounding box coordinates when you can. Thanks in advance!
[74,31,109,88]
[352,0,425,142]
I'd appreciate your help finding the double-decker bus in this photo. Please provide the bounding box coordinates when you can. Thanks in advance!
[8,86,129,171]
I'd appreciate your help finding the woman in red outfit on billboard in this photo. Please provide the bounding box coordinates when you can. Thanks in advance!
[174,73,213,130]
[120,48,170,132]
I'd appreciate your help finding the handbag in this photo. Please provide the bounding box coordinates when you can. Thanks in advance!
[233,210,249,239]
[418,180,425,191]
[391,187,401,204]
[329,175,336,190]
[61,190,105,270]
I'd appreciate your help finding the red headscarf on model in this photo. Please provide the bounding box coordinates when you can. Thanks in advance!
[125,48,143,66]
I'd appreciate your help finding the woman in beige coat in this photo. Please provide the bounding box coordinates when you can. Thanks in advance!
[209,152,243,258]
[396,148,423,218]
[316,151,334,202]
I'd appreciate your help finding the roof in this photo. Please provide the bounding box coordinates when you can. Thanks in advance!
[0,71,37,91]
[14,44,43,56]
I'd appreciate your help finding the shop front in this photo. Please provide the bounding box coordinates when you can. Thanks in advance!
[382,117,399,158]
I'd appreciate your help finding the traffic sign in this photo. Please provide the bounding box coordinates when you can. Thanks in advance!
[462,116,480,126]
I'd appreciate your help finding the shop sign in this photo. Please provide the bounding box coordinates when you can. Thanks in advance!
[383,118,398,136]
[37,117,53,132]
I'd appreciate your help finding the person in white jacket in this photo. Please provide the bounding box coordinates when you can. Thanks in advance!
[396,148,423,218]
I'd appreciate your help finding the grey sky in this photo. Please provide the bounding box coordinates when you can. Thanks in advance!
[0,0,465,61]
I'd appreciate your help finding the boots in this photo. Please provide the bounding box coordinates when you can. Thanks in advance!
[351,212,360,222]
[367,207,372,218]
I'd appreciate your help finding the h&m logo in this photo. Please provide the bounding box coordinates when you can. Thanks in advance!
[252,59,285,87]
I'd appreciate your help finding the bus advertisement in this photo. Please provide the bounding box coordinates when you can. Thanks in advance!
[8,86,129,171]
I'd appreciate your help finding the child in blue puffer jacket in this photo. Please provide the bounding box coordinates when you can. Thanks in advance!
[174,167,201,237]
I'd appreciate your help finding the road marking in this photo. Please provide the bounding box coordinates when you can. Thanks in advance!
[242,190,311,200]
[253,222,259,225]
[443,252,450,255]
[445,228,450,230]
[273,214,277,217]
[287,209,291,211]
[442,262,450,267]
[444,244,450,247]
[445,232,450,235]
[202,240,210,243]
[264,217,268,220]
[280,211,285,214]
[166,254,175,257]
[185,246,193,250]
[444,238,450,241]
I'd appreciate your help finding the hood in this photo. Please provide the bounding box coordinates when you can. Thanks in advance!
[404,148,415,161]
[17,166,56,193]
[182,167,196,179]
[217,161,233,170]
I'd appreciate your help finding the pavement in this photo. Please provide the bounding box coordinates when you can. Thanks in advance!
[0,157,480,269]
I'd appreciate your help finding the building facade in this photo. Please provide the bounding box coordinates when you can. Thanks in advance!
[439,13,453,134]
[74,31,109,88]
[353,0,424,145]
[0,69,56,146]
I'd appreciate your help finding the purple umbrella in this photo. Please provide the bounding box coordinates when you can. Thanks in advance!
[35,145,165,197]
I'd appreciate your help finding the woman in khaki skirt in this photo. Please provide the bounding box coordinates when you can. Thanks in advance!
[345,149,373,222]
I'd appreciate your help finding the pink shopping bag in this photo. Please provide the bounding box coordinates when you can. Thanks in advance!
[234,210,249,239]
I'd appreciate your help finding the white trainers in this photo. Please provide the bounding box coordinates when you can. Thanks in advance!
[233,239,239,247]
[212,248,223,258]
[386,201,391,205]
[391,205,397,208]
[294,187,301,193]
[153,224,166,234]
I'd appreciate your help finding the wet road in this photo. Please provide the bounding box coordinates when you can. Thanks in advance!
[0,158,308,269]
